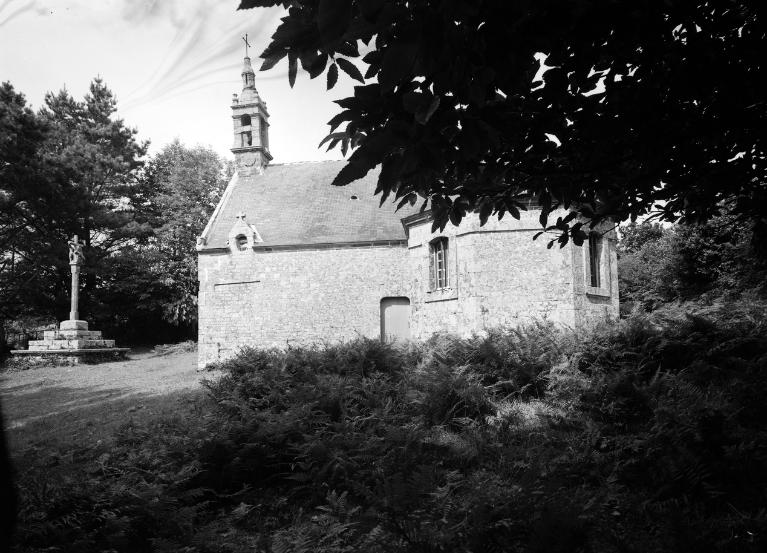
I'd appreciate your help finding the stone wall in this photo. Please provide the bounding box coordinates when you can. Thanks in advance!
[198,243,410,368]
[570,225,621,328]
[198,210,620,369]
[405,211,581,338]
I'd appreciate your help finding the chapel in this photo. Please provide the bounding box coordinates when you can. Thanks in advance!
[196,56,619,369]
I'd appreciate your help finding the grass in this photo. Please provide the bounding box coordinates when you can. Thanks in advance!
[1,351,206,450]
[0,350,231,553]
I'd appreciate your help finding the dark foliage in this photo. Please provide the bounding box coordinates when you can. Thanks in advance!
[0,79,150,341]
[619,216,767,310]
[1,81,227,348]
[192,309,767,551]
[136,140,230,329]
[15,308,765,551]
[242,0,765,245]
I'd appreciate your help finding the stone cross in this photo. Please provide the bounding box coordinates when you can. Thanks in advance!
[67,235,84,321]
[242,33,250,57]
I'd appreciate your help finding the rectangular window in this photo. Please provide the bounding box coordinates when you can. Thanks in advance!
[588,233,602,288]
[430,238,449,290]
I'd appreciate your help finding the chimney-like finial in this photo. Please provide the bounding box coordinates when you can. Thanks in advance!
[241,48,256,90]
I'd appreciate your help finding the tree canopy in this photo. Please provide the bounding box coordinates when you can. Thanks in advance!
[0,82,50,319]
[618,214,767,310]
[138,140,230,327]
[1,80,150,324]
[1,80,226,344]
[241,0,765,244]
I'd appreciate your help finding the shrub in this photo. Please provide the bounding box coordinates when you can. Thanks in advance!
[618,216,767,310]
[13,303,767,552]
[197,306,767,551]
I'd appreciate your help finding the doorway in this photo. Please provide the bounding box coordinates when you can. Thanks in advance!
[380,297,411,342]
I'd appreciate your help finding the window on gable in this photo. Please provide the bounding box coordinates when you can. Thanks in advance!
[588,232,602,288]
[429,237,449,290]
[235,234,248,251]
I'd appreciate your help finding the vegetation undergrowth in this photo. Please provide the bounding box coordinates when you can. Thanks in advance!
[152,340,198,357]
[9,301,767,552]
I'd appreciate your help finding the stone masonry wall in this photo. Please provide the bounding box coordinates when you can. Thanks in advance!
[406,211,580,338]
[198,244,410,368]
[570,225,620,328]
[198,211,619,369]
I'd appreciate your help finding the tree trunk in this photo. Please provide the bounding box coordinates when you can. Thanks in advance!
[0,318,7,359]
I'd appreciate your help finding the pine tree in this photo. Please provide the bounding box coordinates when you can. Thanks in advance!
[2,78,150,333]
[0,82,51,327]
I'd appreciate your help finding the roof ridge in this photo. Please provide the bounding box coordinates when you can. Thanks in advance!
[269,159,345,167]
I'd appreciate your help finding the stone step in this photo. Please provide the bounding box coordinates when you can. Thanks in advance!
[10,348,131,364]
[28,339,116,351]
[44,330,103,340]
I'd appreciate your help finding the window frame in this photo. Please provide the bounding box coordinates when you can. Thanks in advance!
[429,237,449,290]
[588,232,602,288]
[234,234,249,251]
[584,230,613,298]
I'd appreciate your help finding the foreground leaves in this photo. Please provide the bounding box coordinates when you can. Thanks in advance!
[243,1,766,242]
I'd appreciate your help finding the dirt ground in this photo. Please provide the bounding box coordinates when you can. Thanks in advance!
[0,350,218,457]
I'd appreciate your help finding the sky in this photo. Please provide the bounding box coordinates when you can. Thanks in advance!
[0,0,353,163]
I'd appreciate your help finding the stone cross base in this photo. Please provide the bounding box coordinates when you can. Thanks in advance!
[27,339,117,350]
[8,349,130,366]
[23,319,118,351]
[60,319,89,331]
[10,319,129,365]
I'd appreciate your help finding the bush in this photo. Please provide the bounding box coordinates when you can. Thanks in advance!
[618,216,767,310]
[12,304,767,551]
[195,304,767,552]
[151,340,197,356]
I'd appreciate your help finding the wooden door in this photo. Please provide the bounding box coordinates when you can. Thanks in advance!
[380,297,411,342]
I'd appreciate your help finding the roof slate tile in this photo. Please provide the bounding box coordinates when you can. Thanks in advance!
[202,160,421,249]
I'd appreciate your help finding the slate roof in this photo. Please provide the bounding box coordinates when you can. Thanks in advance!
[200,160,422,250]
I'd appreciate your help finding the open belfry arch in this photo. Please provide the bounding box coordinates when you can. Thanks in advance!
[195,48,619,369]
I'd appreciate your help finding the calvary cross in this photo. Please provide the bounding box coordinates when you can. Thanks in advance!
[68,234,84,321]
[242,33,251,57]
[68,234,84,265]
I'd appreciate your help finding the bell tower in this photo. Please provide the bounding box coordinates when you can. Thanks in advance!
[231,55,272,175]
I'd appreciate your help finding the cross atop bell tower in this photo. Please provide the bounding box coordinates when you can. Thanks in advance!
[231,39,272,176]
